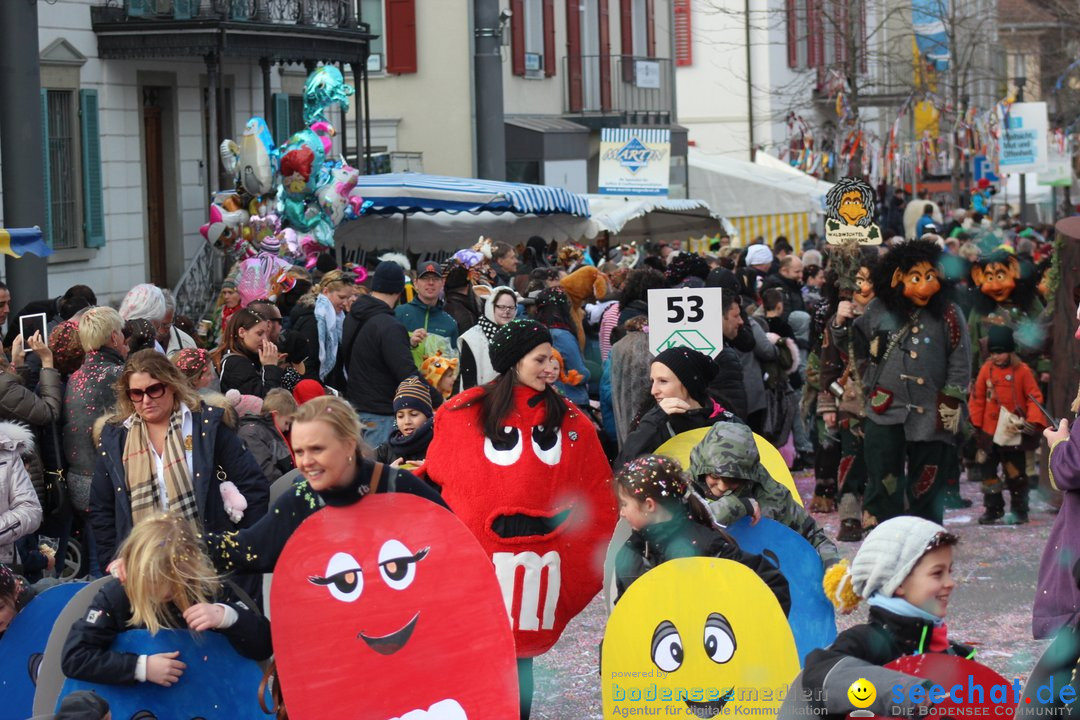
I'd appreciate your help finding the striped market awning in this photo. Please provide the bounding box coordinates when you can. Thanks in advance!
[354,173,591,217]
[728,212,819,252]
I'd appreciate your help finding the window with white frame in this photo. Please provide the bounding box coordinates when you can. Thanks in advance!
[524,0,544,77]
[360,0,385,72]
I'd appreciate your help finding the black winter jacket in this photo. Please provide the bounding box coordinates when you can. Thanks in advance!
[614,512,791,614]
[340,295,418,415]
[288,301,320,380]
[373,418,434,465]
[204,457,447,575]
[616,405,743,470]
[442,289,480,336]
[760,273,806,316]
[795,606,973,720]
[219,350,283,398]
[89,405,270,567]
[708,346,749,420]
[61,577,272,684]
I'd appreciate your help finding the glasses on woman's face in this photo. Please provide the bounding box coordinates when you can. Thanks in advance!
[494,304,516,314]
[128,382,168,402]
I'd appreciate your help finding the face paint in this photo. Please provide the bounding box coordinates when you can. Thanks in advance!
[271,494,519,719]
[602,558,799,716]
[898,261,941,307]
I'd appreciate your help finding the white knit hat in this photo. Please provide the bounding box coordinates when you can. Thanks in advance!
[850,516,955,599]
[746,244,774,266]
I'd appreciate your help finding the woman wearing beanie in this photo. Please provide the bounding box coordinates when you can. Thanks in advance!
[457,286,519,391]
[781,517,968,720]
[614,346,741,469]
[424,318,615,719]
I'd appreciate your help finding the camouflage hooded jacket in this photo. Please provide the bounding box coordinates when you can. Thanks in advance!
[688,422,840,567]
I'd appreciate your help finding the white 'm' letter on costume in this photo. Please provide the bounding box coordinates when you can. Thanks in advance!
[493,551,561,631]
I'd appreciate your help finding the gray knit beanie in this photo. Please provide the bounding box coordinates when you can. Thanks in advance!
[850,516,955,599]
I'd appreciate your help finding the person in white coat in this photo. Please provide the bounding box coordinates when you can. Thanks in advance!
[0,420,42,566]
[457,286,518,391]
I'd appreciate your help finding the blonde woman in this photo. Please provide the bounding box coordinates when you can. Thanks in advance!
[203,394,445,575]
[288,269,352,382]
[89,349,269,569]
[61,513,271,686]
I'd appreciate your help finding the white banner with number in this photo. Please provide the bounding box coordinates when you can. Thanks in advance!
[647,288,724,358]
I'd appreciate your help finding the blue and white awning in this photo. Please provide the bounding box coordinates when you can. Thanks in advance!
[353,173,591,217]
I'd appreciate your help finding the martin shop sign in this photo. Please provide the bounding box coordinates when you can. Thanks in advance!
[599,128,671,196]
[998,102,1048,174]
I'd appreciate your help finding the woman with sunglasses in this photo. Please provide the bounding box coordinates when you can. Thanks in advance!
[89,349,269,569]
[457,286,518,391]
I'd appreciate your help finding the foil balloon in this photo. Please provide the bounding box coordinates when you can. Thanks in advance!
[316,164,360,227]
[220,117,277,198]
[271,493,519,719]
[200,201,249,250]
[303,65,355,127]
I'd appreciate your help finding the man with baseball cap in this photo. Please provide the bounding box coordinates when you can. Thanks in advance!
[395,259,460,368]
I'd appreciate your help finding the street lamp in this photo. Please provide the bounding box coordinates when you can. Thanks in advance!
[1015,53,1027,223]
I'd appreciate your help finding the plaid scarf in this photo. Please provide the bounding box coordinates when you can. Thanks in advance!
[125,409,199,526]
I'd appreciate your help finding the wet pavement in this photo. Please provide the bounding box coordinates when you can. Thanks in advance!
[530,469,1058,718]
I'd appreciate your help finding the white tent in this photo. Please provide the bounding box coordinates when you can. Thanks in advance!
[582,195,728,243]
[688,148,832,249]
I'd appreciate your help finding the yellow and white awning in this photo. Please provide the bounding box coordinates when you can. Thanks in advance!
[728,212,817,253]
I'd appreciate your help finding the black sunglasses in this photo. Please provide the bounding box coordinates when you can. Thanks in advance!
[128,382,167,402]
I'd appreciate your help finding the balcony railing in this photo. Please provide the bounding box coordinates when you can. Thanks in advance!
[564,55,673,123]
[107,0,351,28]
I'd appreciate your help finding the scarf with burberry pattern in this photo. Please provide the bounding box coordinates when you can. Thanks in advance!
[124,409,199,525]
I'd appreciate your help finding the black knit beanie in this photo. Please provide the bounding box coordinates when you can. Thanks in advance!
[489,319,553,374]
[653,346,718,404]
[371,260,406,294]
[55,691,111,720]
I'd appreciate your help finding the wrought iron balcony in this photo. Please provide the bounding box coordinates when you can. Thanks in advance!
[91,0,375,64]
[564,55,673,125]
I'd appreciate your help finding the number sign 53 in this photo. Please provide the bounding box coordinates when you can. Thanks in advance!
[647,287,724,358]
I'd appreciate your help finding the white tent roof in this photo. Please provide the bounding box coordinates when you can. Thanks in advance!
[582,195,727,242]
[688,147,832,218]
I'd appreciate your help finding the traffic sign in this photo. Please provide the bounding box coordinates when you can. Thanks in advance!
[647,287,724,358]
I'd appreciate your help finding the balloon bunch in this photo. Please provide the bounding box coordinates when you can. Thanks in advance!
[199,66,369,298]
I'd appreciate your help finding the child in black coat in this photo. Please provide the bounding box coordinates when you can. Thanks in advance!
[781,516,970,720]
[374,377,436,467]
[62,514,271,686]
[613,454,791,614]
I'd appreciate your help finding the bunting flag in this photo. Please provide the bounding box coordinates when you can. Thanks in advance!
[0,227,53,258]
[912,0,950,72]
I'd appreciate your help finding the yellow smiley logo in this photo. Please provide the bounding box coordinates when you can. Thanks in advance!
[848,678,876,708]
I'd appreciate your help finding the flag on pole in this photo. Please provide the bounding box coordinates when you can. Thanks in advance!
[0,227,52,258]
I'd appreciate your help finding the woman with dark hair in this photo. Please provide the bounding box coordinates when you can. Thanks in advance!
[534,287,590,406]
[89,349,269,568]
[615,268,666,327]
[215,308,282,397]
[424,319,615,718]
[615,346,741,469]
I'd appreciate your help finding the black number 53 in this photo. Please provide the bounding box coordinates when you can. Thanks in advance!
[666,295,704,323]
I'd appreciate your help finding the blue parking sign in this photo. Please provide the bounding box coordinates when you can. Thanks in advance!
[973,155,1000,183]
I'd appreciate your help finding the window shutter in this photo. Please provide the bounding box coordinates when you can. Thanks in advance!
[385,0,417,74]
[173,0,194,19]
[600,0,612,110]
[543,0,556,77]
[126,0,146,17]
[567,0,583,111]
[619,0,633,83]
[807,0,823,67]
[273,92,291,145]
[40,89,53,248]
[786,0,797,68]
[646,0,656,58]
[835,0,849,66]
[80,89,106,249]
[511,0,526,76]
[674,0,692,66]
[858,0,867,73]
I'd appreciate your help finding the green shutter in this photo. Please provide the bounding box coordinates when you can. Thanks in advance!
[126,0,146,17]
[173,0,194,19]
[80,89,105,249]
[273,92,291,145]
[40,89,53,248]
